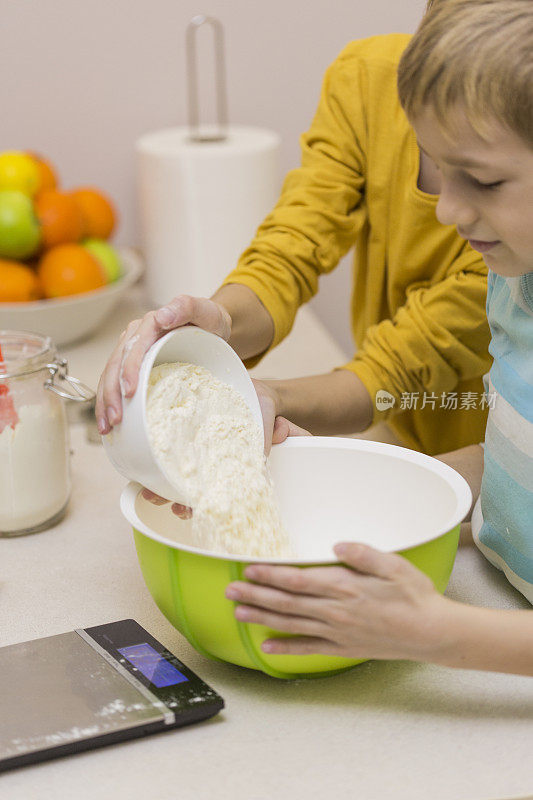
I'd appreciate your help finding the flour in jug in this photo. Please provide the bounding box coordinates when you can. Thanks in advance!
[0,403,70,532]
[146,362,291,558]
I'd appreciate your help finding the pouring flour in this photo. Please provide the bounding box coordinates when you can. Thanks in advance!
[145,361,291,558]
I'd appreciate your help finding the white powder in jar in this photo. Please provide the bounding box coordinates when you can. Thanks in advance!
[146,362,291,558]
[0,404,70,532]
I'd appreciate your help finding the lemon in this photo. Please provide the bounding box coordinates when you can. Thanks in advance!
[0,151,40,196]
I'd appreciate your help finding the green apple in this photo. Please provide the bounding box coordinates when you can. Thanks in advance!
[81,238,121,282]
[0,190,41,259]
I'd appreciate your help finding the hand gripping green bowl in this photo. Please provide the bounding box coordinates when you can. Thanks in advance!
[120,437,471,680]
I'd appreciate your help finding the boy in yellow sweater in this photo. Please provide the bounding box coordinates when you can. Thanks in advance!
[225,0,533,675]
[97,5,490,456]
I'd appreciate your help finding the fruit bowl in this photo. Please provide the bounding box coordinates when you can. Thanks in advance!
[0,247,142,346]
[120,437,471,680]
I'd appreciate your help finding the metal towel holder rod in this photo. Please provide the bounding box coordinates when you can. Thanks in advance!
[186,15,228,143]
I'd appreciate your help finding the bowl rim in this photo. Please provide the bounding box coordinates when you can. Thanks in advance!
[0,246,142,309]
[119,436,472,564]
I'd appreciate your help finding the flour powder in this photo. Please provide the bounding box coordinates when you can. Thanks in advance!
[146,362,291,558]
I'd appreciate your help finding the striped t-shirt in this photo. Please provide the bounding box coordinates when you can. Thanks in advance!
[472,270,533,603]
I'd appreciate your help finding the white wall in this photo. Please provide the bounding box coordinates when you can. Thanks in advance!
[1,0,424,354]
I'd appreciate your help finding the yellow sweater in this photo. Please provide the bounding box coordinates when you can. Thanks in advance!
[222,34,491,455]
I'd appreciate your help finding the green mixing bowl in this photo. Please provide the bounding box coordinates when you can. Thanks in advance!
[120,437,471,679]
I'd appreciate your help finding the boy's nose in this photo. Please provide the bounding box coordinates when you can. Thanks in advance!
[436,186,478,229]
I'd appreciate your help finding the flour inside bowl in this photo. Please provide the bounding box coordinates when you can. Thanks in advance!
[146,362,290,558]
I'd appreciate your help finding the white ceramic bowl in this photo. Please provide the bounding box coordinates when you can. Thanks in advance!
[103,326,263,505]
[122,436,472,563]
[0,247,143,347]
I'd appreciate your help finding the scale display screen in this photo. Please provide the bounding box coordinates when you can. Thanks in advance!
[118,643,189,688]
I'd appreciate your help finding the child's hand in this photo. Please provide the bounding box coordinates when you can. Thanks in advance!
[225,543,448,661]
[252,378,310,453]
[272,416,310,445]
[96,296,232,434]
[140,488,192,519]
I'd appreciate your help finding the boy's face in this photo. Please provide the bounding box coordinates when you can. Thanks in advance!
[412,109,533,277]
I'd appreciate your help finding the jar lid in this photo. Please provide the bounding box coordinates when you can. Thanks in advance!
[0,330,57,379]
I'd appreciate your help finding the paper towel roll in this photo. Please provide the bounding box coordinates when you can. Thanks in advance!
[136,125,281,306]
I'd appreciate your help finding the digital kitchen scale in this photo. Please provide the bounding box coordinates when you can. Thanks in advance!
[0,619,224,772]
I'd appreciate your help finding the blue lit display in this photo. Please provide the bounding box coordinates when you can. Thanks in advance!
[118,643,189,688]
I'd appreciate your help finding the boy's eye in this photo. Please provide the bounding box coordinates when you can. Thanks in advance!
[472,177,504,190]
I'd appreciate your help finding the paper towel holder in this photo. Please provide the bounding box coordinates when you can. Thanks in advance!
[186,15,228,143]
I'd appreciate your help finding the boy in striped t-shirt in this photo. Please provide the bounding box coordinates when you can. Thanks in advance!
[472,273,533,602]
[225,0,533,675]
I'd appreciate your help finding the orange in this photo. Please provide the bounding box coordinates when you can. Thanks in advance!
[27,152,58,194]
[38,244,107,298]
[0,258,42,302]
[71,187,116,239]
[35,190,83,249]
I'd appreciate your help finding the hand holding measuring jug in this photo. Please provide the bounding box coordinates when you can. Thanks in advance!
[96,295,231,434]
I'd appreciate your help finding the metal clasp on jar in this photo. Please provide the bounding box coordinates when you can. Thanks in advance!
[44,359,95,403]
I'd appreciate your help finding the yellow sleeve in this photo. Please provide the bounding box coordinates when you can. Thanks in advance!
[342,250,491,423]
[221,50,368,364]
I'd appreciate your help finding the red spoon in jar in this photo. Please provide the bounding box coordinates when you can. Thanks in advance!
[0,342,19,433]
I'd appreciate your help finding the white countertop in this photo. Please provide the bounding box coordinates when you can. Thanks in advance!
[1,286,532,800]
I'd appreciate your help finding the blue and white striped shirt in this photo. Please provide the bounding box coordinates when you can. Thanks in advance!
[472,270,533,604]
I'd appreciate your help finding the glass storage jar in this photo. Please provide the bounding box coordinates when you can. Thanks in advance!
[0,330,94,536]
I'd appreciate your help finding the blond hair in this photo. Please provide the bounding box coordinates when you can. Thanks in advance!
[398,0,533,146]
